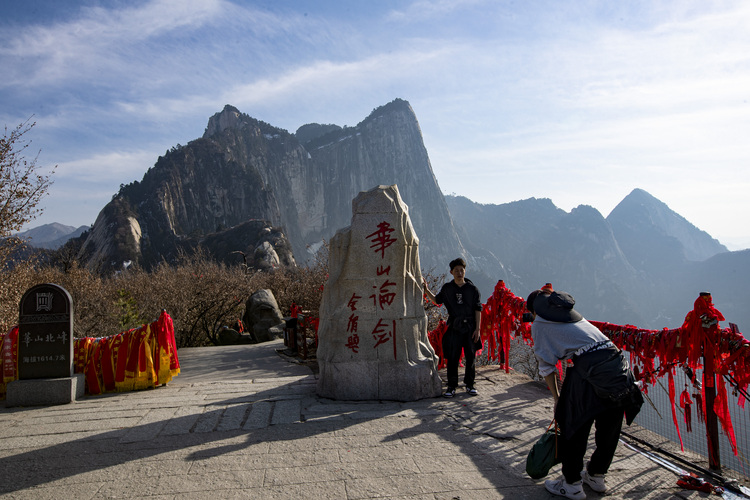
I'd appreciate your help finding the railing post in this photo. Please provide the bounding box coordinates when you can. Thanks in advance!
[700,292,722,471]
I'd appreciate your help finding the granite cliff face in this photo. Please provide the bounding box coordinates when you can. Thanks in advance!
[301,99,464,269]
[77,99,464,274]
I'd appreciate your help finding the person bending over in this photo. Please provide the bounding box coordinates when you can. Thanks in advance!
[527,289,643,499]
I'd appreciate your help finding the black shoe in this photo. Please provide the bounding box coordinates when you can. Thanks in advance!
[443,387,456,398]
[466,386,478,396]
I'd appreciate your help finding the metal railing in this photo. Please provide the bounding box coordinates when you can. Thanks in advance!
[495,340,750,484]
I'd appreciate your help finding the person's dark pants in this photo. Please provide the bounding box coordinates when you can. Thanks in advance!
[442,330,476,389]
[561,407,625,484]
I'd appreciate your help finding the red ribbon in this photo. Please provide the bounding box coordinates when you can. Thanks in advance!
[427,281,748,456]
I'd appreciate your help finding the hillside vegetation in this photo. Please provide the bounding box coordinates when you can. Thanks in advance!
[0,251,327,348]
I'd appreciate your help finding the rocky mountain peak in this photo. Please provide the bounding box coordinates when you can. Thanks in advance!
[76,98,464,276]
[608,188,727,262]
[14,223,88,250]
[68,101,747,331]
[203,105,246,139]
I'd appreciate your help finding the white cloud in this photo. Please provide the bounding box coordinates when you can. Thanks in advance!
[55,150,157,182]
[223,47,451,108]
[386,0,490,22]
[0,0,226,88]
[6,0,750,250]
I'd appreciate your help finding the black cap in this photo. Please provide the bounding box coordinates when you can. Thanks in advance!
[533,291,583,323]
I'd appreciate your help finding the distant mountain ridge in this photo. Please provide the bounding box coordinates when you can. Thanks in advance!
[446,190,741,329]
[15,223,88,250]
[40,98,745,332]
[608,188,726,264]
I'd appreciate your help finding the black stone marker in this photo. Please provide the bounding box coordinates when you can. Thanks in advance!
[17,284,74,379]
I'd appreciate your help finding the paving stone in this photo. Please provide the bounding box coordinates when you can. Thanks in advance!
[0,341,731,500]
[119,407,177,443]
[243,400,272,430]
[271,399,301,425]
[217,403,251,431]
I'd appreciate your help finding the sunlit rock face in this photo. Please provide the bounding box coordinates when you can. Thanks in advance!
[316,185,442,401]
[77,99,464,275]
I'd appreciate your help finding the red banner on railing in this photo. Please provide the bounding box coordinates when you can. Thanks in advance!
[76,310,180,395]
[0,326,19,400]
[427,281,749,456]
[1,311,180,400]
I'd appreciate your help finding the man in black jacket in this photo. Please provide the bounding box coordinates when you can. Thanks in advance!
[424,258,482,397]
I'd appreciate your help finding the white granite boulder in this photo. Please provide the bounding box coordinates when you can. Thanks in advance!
[243,289,285,343]
[316,185,442,401]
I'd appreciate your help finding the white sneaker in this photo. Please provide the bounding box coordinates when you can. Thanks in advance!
[581,469,607,493]
[545,478,586,500]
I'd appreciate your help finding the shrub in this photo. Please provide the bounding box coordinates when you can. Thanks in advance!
[0,248,329,348]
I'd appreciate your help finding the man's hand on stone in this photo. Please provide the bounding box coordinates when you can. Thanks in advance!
[422,279,435,303]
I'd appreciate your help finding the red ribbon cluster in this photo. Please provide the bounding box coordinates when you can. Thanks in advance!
[0,311,180,399]
[480,280,532,372]
[427,320,448,369]
[74,311,180,395]
[591,294,747,456]
[0,326,19,400]
[426,280,531,370]
[427,281,749,457]
[677,473,723,495]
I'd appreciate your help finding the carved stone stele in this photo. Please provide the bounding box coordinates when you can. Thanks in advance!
[316,185,442,401]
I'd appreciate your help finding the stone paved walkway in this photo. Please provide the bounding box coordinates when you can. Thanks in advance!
[0,339,735,499]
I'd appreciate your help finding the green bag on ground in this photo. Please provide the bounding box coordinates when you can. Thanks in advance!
[526,422,562,479]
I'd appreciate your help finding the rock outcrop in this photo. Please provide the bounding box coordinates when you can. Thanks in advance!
[76,99,464,275]
[316,185,442,401]
[242,289,286,343]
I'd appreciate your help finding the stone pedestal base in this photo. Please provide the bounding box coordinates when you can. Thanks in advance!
[5,374,85,407]
[318,359,442,401]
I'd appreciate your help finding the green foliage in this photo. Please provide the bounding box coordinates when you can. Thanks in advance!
[115,289,142,331]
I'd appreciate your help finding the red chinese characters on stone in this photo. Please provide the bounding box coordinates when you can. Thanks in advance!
[343,222,400,356]
[370,280,396,310]
[372,318,397,360]
[366,222,397,259]
[345,334,360,353]
[347,293,362,311]
[347,313,358,333]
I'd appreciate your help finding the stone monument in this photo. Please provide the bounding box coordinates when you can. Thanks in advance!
[316,185,442,401]
[6,283,84,406]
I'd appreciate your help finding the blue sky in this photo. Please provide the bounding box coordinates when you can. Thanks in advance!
[2,0,749,250]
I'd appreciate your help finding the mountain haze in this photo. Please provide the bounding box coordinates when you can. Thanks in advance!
[15,223,88,250]
[445,197,644,325]
[67,99,746,332]
[447,191,744,330]
[608,188,727,265]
